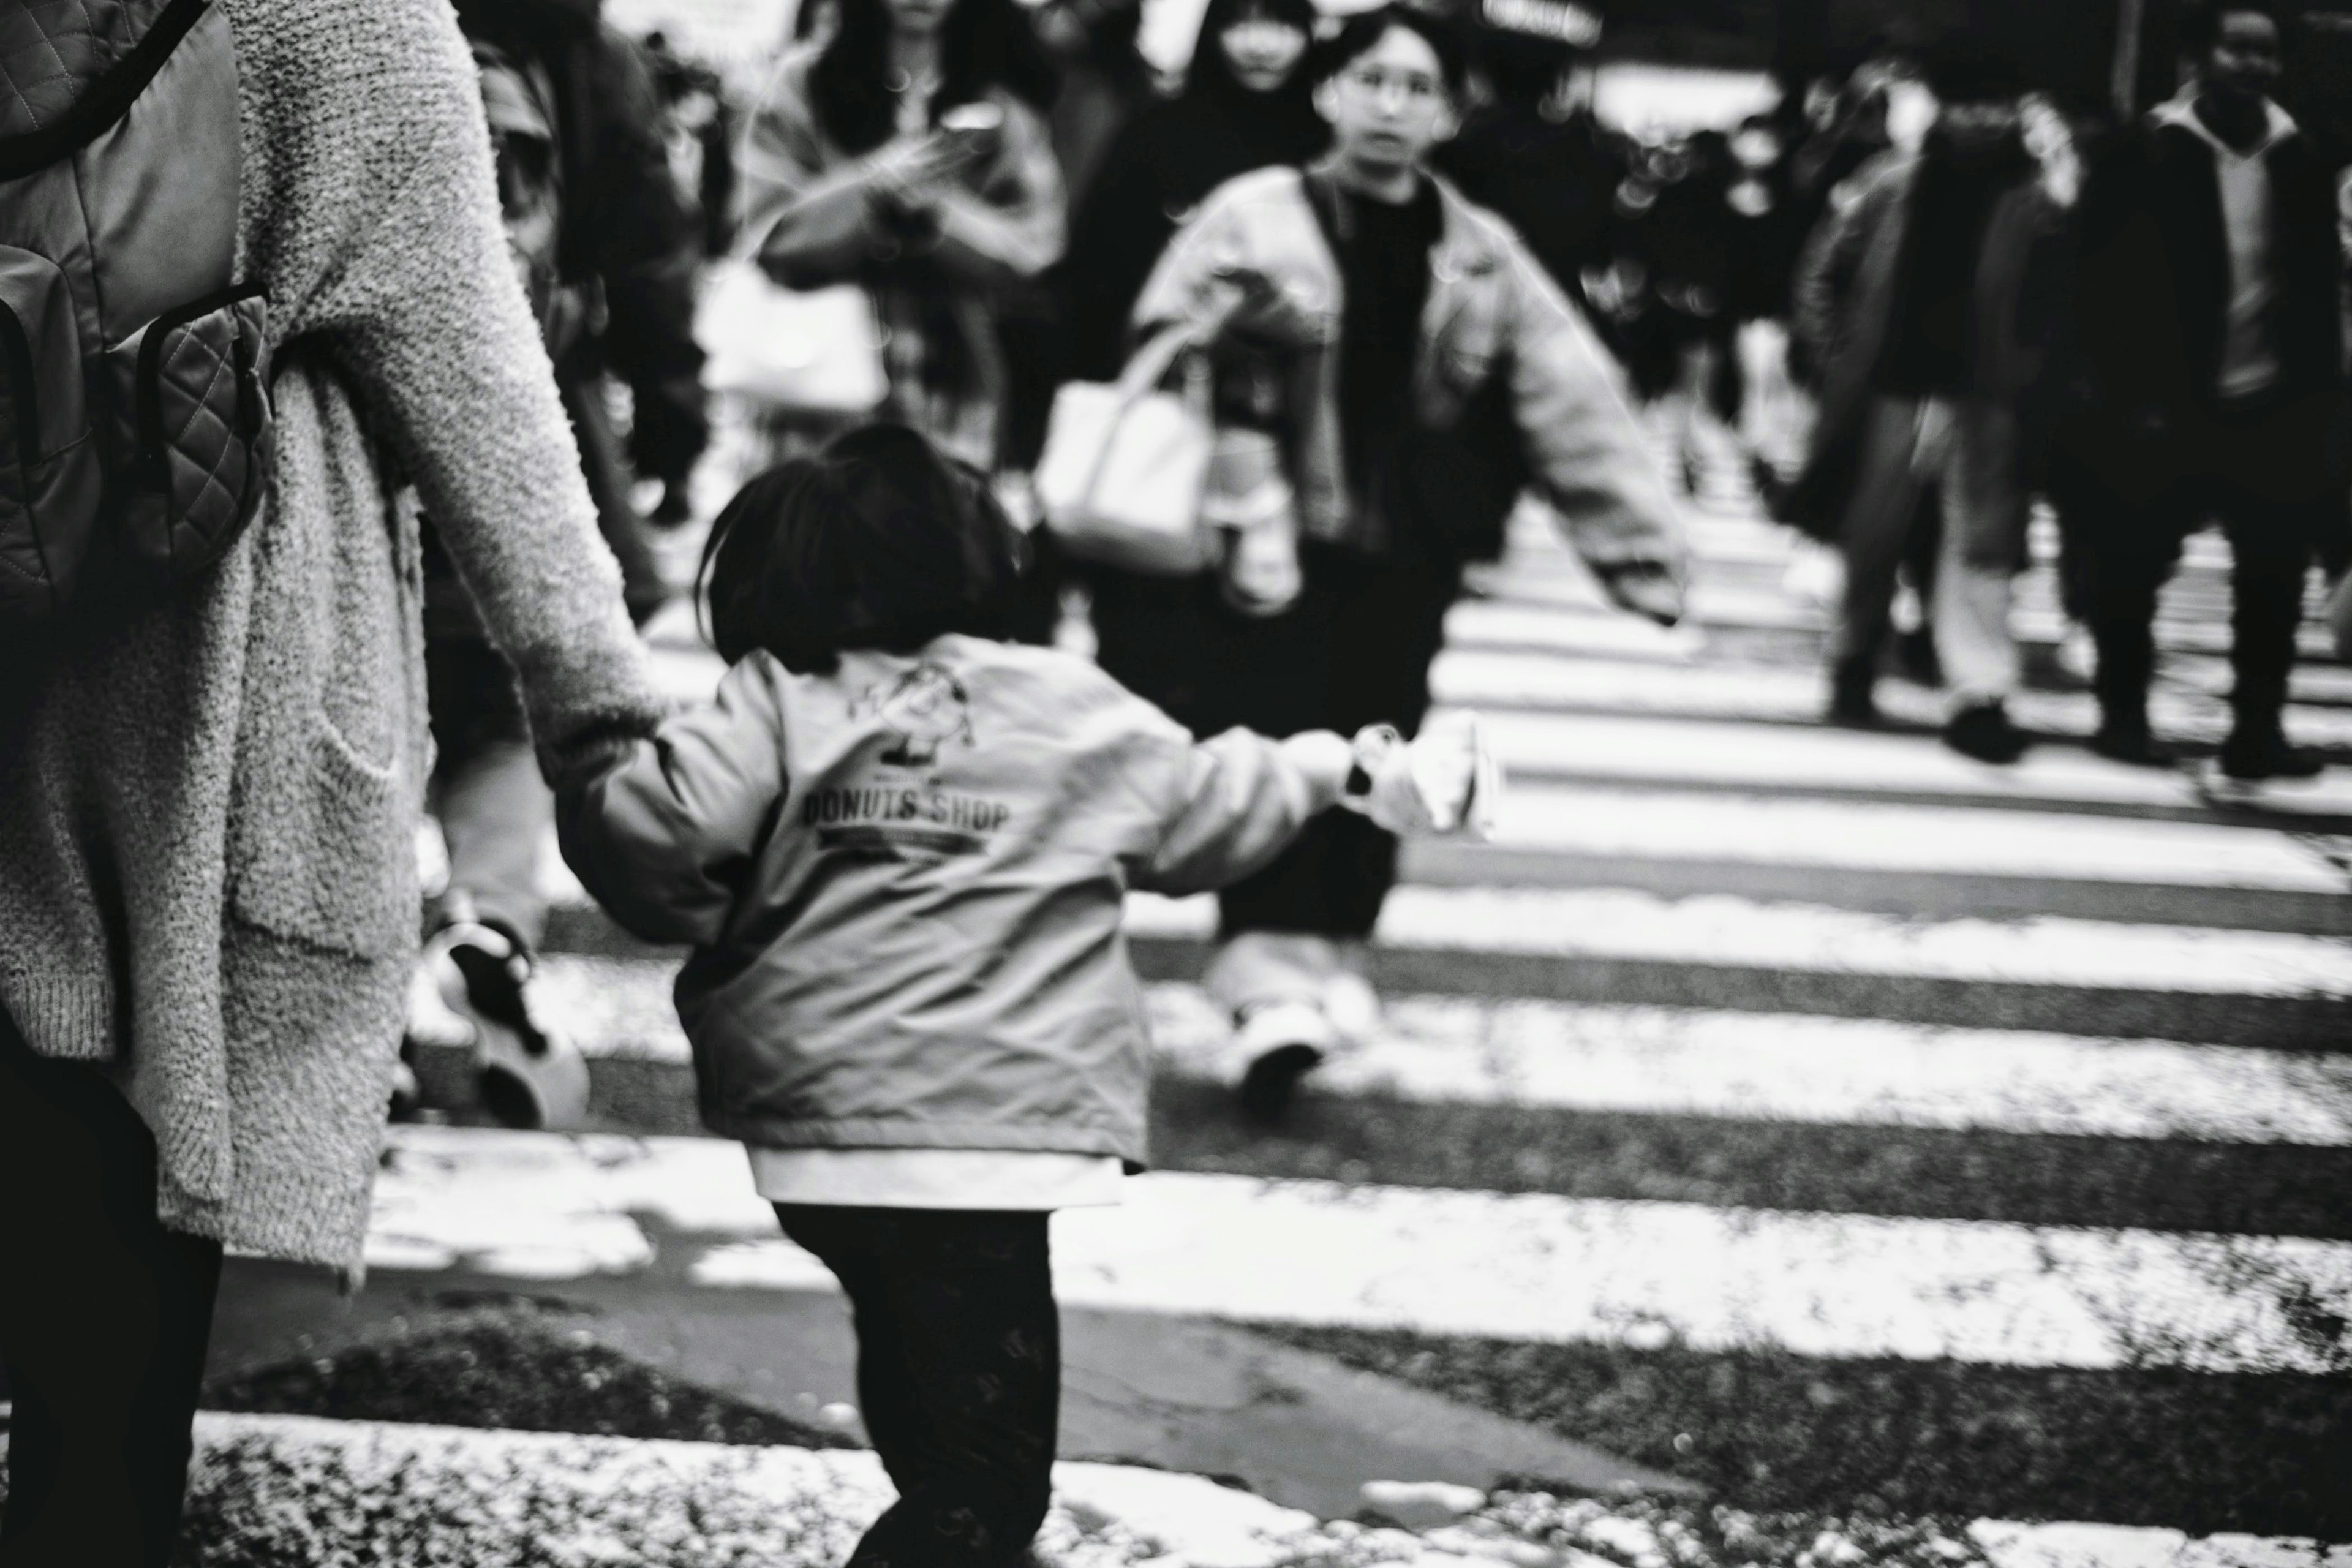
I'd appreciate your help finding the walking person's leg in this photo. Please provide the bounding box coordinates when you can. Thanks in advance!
[2213,397,2334,782]
[1825,396,1927,723]
[1,1014,224,1568]
[1933,397,2032,762]
[774,1207,1059,1568]
[1208,545,1460,1115]
[2215,489,2322,780]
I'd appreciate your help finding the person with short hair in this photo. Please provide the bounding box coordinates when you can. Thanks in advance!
[1130,2,1685,1115]
[1789,40,2067,762]
[557,423,1483,1568]
[2060,0,2347,778]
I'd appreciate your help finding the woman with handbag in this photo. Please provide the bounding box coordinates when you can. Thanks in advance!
[733,0,1066,470]
[1052,0,1329,729]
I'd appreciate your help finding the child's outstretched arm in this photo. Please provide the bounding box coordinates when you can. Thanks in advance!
[1128,729,1354,897]
[555,657,790,947]
[1129,715,1496,897]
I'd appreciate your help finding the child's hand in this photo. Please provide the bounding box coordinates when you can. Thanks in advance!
[1341,713,1497,839]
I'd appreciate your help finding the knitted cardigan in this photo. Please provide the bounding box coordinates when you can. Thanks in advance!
[0,0,666,1273]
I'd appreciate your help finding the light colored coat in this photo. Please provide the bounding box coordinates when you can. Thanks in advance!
[559,636,1330,1167]
[0,0,665,1274]
[738,47,1065,466]
[1131,163,1685,576]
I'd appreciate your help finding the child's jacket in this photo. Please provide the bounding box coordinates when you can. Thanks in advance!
[559,635,1326,1166]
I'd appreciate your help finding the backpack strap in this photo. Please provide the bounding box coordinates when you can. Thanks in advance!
[0,0,214,180]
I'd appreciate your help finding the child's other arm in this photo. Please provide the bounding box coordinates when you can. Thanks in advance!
[1127,729,1352,897]
[554,658,790,946]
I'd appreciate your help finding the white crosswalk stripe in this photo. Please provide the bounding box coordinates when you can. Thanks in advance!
[531,957,2352,1144]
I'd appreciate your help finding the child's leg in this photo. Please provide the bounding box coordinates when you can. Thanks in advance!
[775,1205,1060,1567]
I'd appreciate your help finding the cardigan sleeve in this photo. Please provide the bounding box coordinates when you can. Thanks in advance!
[312,1,663,786]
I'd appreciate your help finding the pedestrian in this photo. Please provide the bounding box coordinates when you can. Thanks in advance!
[0,1,664,1562]
[738,0,1067,470]
[2059,0,2347,778]
[1030,0,1159,213]
[399,3,712,1126]
[1787,40,2067,762]
[1129,2,1686,1115]
[1057,0,1327,723]
[456,0,709,610]
[556,423,1483,1568]
[1435,0,1617,326]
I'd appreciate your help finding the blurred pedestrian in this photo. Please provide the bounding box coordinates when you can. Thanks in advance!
[456,0,709,596]
[2060,0,2346,777]
[1436,0,1616,325]
[1058,0,1326,715]
[559,424,1483,1568]
[739,0,1066,469]
[1031,0,1159,211]
[0,2,662,1562]
[1131,4,1685,1115]
[1789,41,2066,761]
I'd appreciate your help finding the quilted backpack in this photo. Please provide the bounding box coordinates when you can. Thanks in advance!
[0,0,271,635]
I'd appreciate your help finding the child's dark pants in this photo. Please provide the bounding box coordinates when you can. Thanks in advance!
[774,1205,1059,1567]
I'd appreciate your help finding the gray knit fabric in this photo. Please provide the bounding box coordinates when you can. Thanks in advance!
[0,0,665,1273]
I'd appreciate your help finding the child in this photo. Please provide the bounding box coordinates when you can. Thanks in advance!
[557,424,1482,1567]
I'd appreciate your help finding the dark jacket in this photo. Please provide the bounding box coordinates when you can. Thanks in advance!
[2075,98,2344,425]
[1057,85,1329,382]
[1782,148,2067,538]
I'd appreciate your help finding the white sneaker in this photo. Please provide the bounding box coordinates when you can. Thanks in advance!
[421,921,590,1131]
[1232,1001,1334,1123]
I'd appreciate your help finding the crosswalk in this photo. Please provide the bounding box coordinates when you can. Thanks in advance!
[361,481,2352,1551]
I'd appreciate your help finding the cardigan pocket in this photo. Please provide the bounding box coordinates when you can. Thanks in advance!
[227,710,417,960]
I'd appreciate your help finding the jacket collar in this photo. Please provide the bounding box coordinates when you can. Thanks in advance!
[2150,91,2299,160]
[1300,157,1505,282]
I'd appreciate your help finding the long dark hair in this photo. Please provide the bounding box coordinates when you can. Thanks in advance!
[1180,0,1319,108]
[809,0,1058,154]
[699,424,1030,674]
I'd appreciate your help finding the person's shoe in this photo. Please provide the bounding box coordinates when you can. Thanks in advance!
[1943,701,2030,764]
[2218,728,2326,783]
[2089,723,2179,769]
[1232,1001,1333,1125]
[422,919,590,1131]
[1826,662,1880,729]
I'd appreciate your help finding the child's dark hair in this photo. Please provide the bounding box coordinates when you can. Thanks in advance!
[698,424,1030,674]
[1311,4,1469,99]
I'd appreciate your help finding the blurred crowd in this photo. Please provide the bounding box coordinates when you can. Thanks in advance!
[401,0,2351,1126]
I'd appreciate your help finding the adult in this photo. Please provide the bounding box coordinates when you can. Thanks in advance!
[0,2,664,1564]
[456,0,709,612]
[1030,0,1159,213]
[2059,0,2346,777]
[1789,43,2067,761]
[1060,0,1327,725]
[1436,9,1619,328]
[1132,4,1686,1115]
[739,0,1067,469]
[1059,0,1327,386]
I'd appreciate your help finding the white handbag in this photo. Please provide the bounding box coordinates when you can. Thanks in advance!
[1036,323,1216,575]
[695,257,888,417]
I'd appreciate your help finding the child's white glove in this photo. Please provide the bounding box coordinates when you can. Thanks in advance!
[1340,712,1498,839]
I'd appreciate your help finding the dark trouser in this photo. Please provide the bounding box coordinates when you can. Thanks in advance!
[2079,394,2339,739]
[1208,545,1460,939]
[1089,543,1460,939]
[774,1207,1058,1568]
[1,1014,223,1568]
[424,636,552,949]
